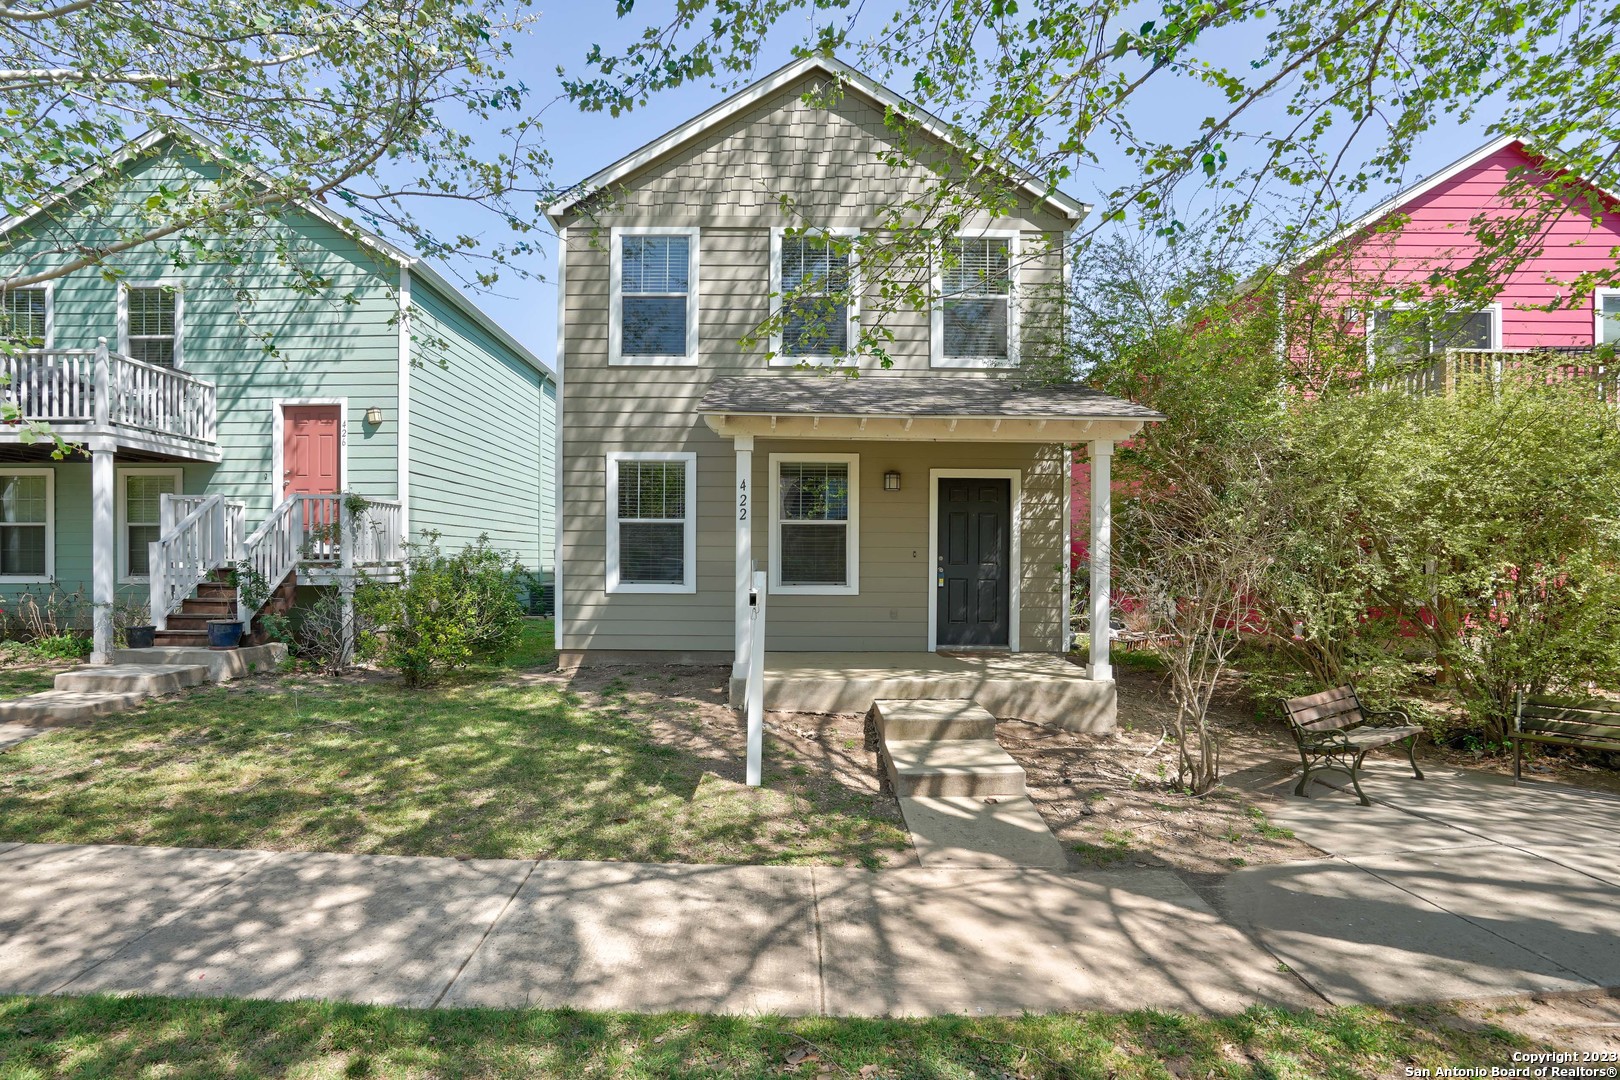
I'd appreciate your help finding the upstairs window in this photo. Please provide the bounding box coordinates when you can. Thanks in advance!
[935,235,1018,367]
[0,288,49,348]
[611,229,699,365]
[772,230,854,363]
[770,454,859,595]
[122,284,181,367]
[0,470,51,581]
[1370,306,1497,365]
[1599,291,1620,346]
[606,452,696,593]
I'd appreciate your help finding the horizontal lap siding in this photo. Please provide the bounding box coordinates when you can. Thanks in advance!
[559,73,1071,653]
[0,148,404,598]
[1322,145,1620,346]
[409,280,553,577]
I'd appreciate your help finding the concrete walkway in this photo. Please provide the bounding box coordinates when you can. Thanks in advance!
[1220,761,1620,1005]
[0,842,1311,1016]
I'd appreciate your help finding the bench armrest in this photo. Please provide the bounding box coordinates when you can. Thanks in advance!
[1361,707,1413,728]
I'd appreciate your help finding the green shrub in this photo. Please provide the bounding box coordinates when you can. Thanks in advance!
[21,633,92,661]
[357,535,525,687]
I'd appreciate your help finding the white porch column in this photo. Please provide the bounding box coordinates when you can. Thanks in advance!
[90,444,116,664]
[1088,439,1113,681]
[733,435,755,680]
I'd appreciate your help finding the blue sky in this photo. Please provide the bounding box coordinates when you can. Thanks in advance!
[434,4,1508,367]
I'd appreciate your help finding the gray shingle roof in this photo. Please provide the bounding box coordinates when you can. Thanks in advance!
[697,376,1163,421]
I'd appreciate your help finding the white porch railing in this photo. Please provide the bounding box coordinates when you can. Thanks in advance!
[1,341,217,449]
[149,494,243,631]
[235,494,406,623]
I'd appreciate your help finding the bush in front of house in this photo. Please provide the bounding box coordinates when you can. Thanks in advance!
[358,534,525,687]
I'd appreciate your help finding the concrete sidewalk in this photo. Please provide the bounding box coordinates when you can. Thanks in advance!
[1220,762,1620,1005]
[0,843,1312,1017]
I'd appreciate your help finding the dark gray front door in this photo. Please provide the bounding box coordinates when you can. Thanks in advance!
[936,477,1011,647]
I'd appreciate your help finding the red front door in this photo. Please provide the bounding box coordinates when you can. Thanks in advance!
[282,405,342,500]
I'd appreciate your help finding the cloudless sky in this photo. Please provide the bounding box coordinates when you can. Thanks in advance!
[427,3,1506,369]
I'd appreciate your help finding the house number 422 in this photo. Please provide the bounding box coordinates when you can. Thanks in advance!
[737,479,748,521]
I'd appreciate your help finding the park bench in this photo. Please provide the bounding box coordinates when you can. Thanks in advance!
[1512,693,1620,784]
[1281,685,1424,805]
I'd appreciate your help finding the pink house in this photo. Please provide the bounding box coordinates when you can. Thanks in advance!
[1072,136,1620,566]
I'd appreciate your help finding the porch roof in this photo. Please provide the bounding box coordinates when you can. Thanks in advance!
[698,376,1160,443]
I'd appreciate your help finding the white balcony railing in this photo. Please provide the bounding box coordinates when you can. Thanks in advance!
[1,340,217,449]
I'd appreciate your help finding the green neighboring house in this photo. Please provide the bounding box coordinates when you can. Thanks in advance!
[0,130,557,662]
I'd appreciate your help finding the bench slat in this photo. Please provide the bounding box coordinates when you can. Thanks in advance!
[1288,686,1358,709]
[1521,696,1620,719]
[1289,701,1364,726]
[1520,718,1620,741]
[1515,731,1620,753]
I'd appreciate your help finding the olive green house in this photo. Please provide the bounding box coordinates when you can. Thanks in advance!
[0,130,557,662]
[546,56,1157,730]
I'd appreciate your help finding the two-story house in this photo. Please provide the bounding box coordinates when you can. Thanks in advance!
[545,55,1158,731]
[0,130,558,663]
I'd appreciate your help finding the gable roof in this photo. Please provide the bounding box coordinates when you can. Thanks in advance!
[544,54,1089,227]
[0,127,555,383]
[1286,135,1620,270]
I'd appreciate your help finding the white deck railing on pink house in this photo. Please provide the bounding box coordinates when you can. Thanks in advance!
[1,340,217,452]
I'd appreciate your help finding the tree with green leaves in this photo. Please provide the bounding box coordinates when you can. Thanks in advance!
[0,0,551,295]
[573,1,1618,364]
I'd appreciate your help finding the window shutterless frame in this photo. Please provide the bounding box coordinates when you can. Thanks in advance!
[1595,289,1620,346]
[767,452,859,596]
[0,467,54,583]
[0,284,53,348]
[931,231,1020,369]
[1364,302,1502,366]
[768,227,860,366]
[609,227,700,366]
[605,451,697,594]
[116,466,184,582]
[117,280,184,368]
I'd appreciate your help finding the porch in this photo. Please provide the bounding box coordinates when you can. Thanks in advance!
[729,651,1115,730]
[1,341,218,461]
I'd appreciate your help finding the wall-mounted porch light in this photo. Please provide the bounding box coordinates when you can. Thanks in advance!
[364,406,384,425]
[883,469,902,492]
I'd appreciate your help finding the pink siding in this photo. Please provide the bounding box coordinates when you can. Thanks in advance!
[1312,142,1620,346]
[1071,141,1619,552]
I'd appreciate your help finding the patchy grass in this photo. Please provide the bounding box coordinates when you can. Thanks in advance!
[0,663,61,698]
[0,993,1553,1079]
[0,620,907,867]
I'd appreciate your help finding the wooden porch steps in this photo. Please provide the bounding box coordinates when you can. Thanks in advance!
[866,699,1067,869]
[152,571,298,649]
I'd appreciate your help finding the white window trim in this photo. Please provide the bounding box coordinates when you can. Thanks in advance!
[931,230,1021,369]
[609,226,700,366]
[270,398,349,507]
[1595,288,1620,346]
[1365,301,1502,365]
[116,466,184,583]
[606,451,696,594]
[0,466,54,583]
[926,468,1022,653]
[768,451,860,596]
[117,280,185,368]
[2,283,54,348]
[769,226,861,366]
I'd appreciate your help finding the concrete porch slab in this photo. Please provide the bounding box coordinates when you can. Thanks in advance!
[54,664,208,696]
[64,850,533,1008]
[1223,857,1596,1005]
[814,867,1315,1016]
[1351,846,1620,989]
[0,843,271,995]
[111,643,288,683]
[441,861,820,1015]
[735,652,1117,731]
[898,796,1068,869]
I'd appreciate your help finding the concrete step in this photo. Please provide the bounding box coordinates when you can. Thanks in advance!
[111,643,288,683]
[882,738,1028,798]
[898,795,1068,868]
[0,689,150,727]
[870,699,996,742]
[54,664,209,696]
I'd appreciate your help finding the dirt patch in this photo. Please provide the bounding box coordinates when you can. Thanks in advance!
[1408,989,1620,1057]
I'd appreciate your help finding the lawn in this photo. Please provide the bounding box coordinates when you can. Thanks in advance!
[0,620,908,867]
[0,993,1553,1079]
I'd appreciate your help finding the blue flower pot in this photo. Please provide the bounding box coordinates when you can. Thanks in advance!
[207,620,245,650]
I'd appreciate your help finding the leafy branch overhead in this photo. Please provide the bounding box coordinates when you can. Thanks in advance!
[0,0,555,298]
[575,0,1620,368]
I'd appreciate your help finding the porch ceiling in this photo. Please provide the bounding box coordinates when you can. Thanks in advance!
[698,376,1160,443]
